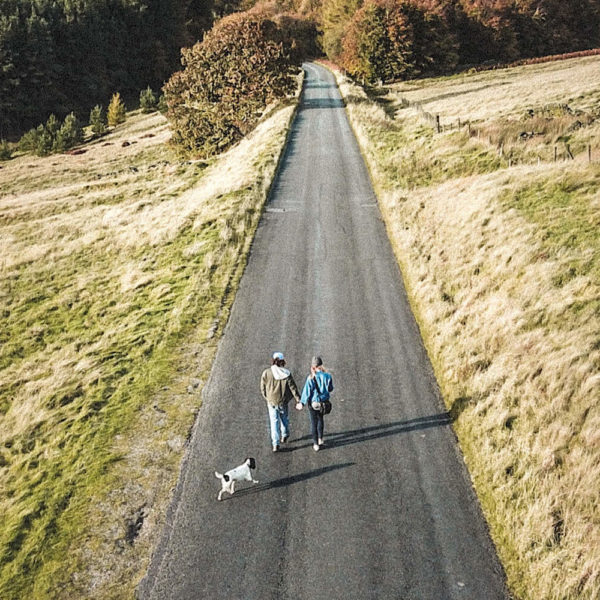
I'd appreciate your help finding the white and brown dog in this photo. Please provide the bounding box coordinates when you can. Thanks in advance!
[215,457,258,501]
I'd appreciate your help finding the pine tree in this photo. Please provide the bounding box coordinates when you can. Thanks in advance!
[139,86,158,112]
[89,105,107,136]
[53,112,83,152]
[107,92,126,127]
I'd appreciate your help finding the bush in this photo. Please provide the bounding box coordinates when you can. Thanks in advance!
[163,11,299,157]
[107,92,126,127]
[140,86,158,112]
[0,139,13,161]
[89,105,107,136]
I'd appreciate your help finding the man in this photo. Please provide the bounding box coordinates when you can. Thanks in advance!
[260,352,301,452]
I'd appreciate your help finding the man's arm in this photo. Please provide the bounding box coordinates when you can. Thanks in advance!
[260,370,268,400]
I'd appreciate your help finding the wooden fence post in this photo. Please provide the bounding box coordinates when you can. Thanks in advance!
[589,144,592,163]
[436,115,440,133]
[554,146,558,161]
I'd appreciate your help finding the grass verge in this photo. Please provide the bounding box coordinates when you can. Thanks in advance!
[0,91,300,598]
[332,56,600,600]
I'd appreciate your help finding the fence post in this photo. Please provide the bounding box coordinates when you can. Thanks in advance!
[458,117,461,129]
[589,144,592,163]
[436,115,440,133]
[566,144,574,160]
[554,146,558,162]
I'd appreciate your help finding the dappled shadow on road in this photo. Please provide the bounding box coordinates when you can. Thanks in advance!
[294,412,452,449]
[219,462,355,500]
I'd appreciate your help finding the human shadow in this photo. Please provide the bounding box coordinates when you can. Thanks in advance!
[220,462,355,500]
[293,412,452,450]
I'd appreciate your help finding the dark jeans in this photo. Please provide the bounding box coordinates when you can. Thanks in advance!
[308,405,324,444]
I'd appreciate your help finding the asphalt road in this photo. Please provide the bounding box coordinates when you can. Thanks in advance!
[137,62,510,600]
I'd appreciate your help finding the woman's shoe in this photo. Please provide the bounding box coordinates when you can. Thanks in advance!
[313,444,320,451]
[318,438,324,446]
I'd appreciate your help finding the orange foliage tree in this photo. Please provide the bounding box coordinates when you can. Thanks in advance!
[340,0,458,83]
[164,11,301,157]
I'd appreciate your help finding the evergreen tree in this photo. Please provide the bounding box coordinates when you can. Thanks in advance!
[139,86,158,112]
[107,92,126,127]
[89,105,107,136]
[53,112,83,151]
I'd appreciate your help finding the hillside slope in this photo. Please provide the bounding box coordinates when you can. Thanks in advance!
[0,100,298,599]
[335,55,600,600]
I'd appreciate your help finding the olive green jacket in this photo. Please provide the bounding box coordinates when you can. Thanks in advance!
[260,366,301,407]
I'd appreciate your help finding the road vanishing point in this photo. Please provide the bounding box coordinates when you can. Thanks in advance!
[137,61,510,600]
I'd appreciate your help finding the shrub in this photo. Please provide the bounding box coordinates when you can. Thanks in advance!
[107,92,126,127]
[163,11,299,157]
[0,139,13,161]
[89,105,107,136]
[140,86,158,112]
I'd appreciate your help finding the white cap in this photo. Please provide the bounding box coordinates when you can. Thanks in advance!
[272,351,284,361]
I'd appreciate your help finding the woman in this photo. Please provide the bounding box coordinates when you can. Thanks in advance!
[298,356,334,451]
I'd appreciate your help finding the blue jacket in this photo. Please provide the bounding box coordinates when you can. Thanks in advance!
[300,370,334,406]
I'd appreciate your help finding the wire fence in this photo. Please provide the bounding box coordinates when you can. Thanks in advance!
[406,98,598,165]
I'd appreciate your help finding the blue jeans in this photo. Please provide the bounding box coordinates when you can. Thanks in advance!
[308,405,324,444]
[267,403,289,446]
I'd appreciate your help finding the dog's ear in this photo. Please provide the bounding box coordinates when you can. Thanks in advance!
[223,474,230,482]
[215,471,222,479]
[248,458,256,469]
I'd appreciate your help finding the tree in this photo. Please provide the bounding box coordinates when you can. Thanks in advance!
[139,86,158,112]
[53,112,83,151]
[89,105,107,136]
[107,92,126,127]
[321,0,363,59]
[340,0,458,83]
[164,11,299,157]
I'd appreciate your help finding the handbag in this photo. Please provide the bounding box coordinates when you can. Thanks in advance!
[312,375,332,414]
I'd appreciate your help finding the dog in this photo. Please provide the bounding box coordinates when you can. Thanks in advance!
[215,457,258,501]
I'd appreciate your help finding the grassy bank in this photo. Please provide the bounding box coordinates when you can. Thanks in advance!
[0,97,298,598]
[333,56,600,599]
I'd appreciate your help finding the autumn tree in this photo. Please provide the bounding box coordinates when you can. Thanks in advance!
[321,0,363,59]
[164,11,301,157]
[341,0,458,83]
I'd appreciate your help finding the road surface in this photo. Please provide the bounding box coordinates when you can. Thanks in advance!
[137,62,509,600]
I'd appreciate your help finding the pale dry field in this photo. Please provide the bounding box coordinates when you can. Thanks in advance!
[390,55,600,122]
[335,57,600,600]
[0,99,298,599]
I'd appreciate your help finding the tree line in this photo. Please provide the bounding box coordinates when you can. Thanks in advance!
[322,0,600,82]
[2,0,599,147]
[0,0,239,139]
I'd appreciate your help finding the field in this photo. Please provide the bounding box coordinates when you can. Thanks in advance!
[334,55,600,599]
[0,98,298,599]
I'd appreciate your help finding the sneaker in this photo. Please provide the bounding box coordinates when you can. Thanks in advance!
[272,445,279,452]
[313,444,320,451]
[318,438,324,446]
[281,435,289,443]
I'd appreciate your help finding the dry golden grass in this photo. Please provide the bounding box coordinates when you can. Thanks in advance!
[334,57,600,600]
[0,97,298,599]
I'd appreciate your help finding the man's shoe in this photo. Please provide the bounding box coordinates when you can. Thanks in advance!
[313,444,320,451]
[272,445,279,452]
[318,438,324,446]
[281,436,289,443]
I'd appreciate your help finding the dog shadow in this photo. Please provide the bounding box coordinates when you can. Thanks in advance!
[219,462,355,500]
[293,412,452,449]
